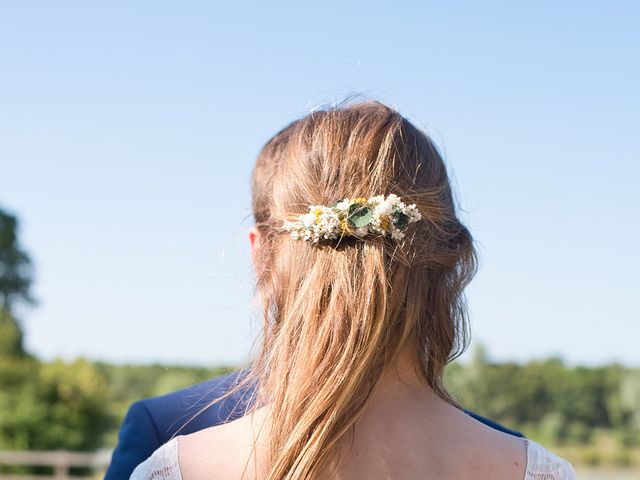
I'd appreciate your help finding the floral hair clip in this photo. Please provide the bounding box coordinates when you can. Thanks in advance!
[281,194,422,243]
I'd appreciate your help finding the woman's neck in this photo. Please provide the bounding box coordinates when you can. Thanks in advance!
[371,347,443,404]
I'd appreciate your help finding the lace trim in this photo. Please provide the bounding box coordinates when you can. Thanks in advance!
[130,437,182,480]
[525,439,577,480]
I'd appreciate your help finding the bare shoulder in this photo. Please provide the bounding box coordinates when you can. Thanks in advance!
[465,416,574,478]
[178,408,269,480]
[449,408,529,479]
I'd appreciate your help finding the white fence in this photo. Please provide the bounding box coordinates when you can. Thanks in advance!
[0,450,112,480]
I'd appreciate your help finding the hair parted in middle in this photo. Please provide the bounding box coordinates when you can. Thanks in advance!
[194,97,478,480]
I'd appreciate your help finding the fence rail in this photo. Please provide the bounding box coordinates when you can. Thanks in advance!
[0,450,112,480]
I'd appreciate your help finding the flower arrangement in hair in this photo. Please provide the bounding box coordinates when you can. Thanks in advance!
[282,193,422,243]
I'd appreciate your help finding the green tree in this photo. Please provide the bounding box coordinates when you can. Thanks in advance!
[0,207,35,312]
[0,359,111,450]
[0,307,27,359]
[618,370,640,446]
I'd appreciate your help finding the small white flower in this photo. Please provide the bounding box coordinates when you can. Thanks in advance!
[374,201,393,217]
[301,213,316,228]
[335,200,351,211]
[407,205,422,222]
[386,193,401,205]
[391,229,405,241]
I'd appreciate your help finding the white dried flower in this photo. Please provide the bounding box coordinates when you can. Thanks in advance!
[335,200,351,211]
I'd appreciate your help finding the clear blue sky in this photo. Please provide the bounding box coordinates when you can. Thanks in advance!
[1,1,638,366]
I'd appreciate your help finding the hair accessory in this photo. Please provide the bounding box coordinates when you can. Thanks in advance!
[282,194,422,243]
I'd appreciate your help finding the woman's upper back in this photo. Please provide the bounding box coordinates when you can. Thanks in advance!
[131,436,576,480]
[131,400,576,480]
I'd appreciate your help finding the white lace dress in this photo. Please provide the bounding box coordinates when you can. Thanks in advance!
[130,436,576,480]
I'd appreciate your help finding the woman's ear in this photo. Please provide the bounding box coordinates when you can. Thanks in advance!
[249,226,262,267]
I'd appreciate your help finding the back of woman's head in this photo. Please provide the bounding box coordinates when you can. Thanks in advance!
[244,99,477,479]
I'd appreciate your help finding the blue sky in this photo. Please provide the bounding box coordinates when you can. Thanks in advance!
[1,1,638,366]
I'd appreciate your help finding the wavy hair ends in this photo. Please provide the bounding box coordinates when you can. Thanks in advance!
[206,99,477,480]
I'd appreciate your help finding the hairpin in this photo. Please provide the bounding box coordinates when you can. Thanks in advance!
[281,194,422,243]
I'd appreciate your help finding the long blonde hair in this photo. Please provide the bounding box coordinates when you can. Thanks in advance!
[211,99,477,479]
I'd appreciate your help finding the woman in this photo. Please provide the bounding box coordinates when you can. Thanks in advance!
[131,100,576,479]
